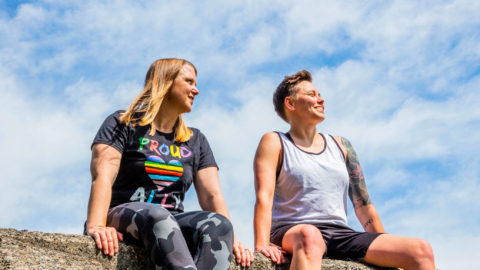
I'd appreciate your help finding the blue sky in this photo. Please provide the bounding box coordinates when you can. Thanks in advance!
[1,1,479,269]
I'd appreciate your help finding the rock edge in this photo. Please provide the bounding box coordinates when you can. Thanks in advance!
[0,228,396,269]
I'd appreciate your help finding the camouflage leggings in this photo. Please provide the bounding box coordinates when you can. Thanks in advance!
[107,202,234,270]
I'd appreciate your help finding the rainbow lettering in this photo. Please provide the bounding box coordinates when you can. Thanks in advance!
[139,137,192,159]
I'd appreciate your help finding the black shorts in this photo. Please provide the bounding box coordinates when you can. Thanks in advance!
[270,223,382,262]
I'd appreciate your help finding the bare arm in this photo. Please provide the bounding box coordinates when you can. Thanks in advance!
[86,143,123,256]
[338,137,385,233]
[194,166,230,216]
[194,166,253,267]
[253,132,286,264]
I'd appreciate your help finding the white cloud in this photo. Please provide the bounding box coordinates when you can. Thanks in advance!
[0,65,137,230]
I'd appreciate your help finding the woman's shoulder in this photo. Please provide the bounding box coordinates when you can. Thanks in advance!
[189,126,200,133]
[328,134,343,142]
[258,131,283,148]
[186,127,210,145]
[188,127,203,138]
[328,135,352,146]
[96,110,141,137]
[96,110,125,127]
[101,110,125,123]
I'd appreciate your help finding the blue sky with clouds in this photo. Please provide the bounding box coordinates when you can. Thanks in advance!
[1,1,479,268]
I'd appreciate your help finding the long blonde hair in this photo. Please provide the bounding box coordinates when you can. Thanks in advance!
[119,58,197,142]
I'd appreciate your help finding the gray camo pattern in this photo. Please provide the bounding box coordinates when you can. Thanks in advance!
[107,202,233,270]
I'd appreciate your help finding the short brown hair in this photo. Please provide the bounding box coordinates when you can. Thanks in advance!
[273,70,312,122]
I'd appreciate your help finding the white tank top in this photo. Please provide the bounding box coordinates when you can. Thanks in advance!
[271,132,350,230]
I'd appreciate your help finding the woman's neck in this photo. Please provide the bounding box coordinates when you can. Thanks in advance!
[288,122,318,145]
[154,104,180,133]
[288,122,325,152]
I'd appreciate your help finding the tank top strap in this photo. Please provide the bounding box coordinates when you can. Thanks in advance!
[322,134,346,163]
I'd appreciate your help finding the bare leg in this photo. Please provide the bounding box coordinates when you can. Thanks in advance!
[363,234,435,270]
[282,224,325,270]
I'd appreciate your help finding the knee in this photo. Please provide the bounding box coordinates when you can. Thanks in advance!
[196,212,234,252]
[129,207,179,243]
[200,212,233,237]
[294,225,326,255]
[407,238,435,268]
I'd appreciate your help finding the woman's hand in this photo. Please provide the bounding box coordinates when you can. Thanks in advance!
[255,243,287,264]
[86,226,124,257]
[233,238,254,267]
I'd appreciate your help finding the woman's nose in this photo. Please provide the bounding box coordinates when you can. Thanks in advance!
[192,87,199,96]
[317,95,324,104]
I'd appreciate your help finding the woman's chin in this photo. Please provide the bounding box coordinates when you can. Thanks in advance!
[183,106,193,114]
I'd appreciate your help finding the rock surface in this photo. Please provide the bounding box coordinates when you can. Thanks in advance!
[0,228,396,269]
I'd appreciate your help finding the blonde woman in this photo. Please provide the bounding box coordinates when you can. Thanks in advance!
[86,58,253,269]
[253,70,435,269]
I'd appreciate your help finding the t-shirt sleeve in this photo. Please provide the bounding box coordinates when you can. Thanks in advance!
[197,131,218,170]
[91,111,129,153]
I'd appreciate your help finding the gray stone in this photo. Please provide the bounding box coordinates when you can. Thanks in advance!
[0,228,151,270]
[0,228,397,269]
[229,253,397,270]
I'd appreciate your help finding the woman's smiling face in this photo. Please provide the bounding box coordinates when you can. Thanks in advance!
[287,80,325,123]
[168,64,199,114]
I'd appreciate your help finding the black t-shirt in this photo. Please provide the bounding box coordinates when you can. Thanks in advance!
[92,110,217,213]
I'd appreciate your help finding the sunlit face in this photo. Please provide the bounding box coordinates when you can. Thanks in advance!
[168,64,199,114]
[287,81,325,123]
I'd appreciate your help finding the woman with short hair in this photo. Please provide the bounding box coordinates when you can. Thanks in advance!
[253,70,436,270]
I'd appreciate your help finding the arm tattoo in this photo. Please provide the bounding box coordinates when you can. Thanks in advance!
[341,137,372,209]
[363,218,373,229]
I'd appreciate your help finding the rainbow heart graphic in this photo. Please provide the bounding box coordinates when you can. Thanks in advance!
[145,156,183,190]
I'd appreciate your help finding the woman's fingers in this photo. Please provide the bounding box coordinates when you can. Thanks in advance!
[111,229,118,253]
[234,243,242,264]
[233,244,241,263]
[267,244,287,264]
[260,247,270,259]
[233,241,253,267]
[271,248,281,263]
[239,245,248,267]
[106,229,114,256]
[276,249,285,264]
[247,249,254,266]
[117,231,124,242]
[101,230,110,255]
[258,247,278,263]
[240,247,247,267]
[271,247,286,264]
[87,227,120,257]
[243,248,253,267]
[93,231,102,250]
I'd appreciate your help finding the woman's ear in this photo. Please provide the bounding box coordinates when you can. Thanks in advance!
[284,96,295,111]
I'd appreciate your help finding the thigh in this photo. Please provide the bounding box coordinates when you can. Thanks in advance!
[174,211,233,243]
[173,210,216,228]
[173,210,206,252]
[363,234,432,268]
[107,202,172,242]
[174,211,234,266]
[319,224,381,261]
[174,211,231,231]
[281,224,325,253]
[270,224,295,246]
